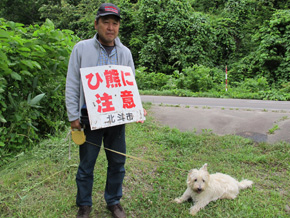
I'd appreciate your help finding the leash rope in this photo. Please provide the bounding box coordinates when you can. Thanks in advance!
[68,130,188,173]
[86,140,156,165]
[0,130,187,203]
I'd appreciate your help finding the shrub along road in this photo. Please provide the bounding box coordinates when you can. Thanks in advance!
[141,95,290,144]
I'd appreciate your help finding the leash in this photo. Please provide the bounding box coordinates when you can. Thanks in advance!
[68,129,188,173]
[1,130,187,203]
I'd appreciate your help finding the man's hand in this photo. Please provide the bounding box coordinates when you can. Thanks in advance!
[137,108,147,123]
[71,119,82,130]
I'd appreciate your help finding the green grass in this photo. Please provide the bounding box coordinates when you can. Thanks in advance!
[268,124,280,134]
[0,103,290,217]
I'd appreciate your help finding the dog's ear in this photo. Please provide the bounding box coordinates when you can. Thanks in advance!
[188,169,197,178]
[187,169,198,183]
[201,163,208,171]
[188,169,194,177]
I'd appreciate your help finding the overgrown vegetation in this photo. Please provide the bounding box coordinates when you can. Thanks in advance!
[135,66,290,100]
[0,104,289,217]
[2,0,290,83]
[1,1,290,162]
[35,0,290,87]
[0,19,79,163]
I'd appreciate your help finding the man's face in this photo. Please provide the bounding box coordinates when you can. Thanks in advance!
[95,15,120,46]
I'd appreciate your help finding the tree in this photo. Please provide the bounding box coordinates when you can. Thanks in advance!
[130,0,219,73]
[0,0,60,24]
[229,10,290,85]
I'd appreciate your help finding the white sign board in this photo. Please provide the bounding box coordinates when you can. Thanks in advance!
[80,65,145,130]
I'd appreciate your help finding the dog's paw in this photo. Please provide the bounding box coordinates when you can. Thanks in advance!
[190,211,197,216]
[174,197,183,204]
[189,208,198,216]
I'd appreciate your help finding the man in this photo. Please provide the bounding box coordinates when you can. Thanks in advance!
[65,3,146,218]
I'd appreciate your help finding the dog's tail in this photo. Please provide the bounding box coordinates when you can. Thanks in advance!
[238,179,253,189]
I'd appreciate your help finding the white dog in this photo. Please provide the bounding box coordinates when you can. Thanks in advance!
[174,163,253,216]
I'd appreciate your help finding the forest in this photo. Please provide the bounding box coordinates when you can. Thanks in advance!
[0,0,290,162]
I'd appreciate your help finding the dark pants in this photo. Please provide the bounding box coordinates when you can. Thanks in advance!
[76,123,126,207]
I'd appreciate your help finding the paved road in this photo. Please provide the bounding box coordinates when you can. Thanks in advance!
[141,95,290,144]
[141,95,290,111]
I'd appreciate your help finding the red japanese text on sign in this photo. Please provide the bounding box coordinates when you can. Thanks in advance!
[104,69,121,88]
[85,69,135,90]
[95,93,115,113]
[120,90,136,109]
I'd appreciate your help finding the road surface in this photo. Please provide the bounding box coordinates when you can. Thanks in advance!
[141,95,290,144]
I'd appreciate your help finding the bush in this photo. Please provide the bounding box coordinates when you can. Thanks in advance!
[0,18,79,162]
[175,65,224,92]
[239,77,270,92]
[135,67,173,91]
